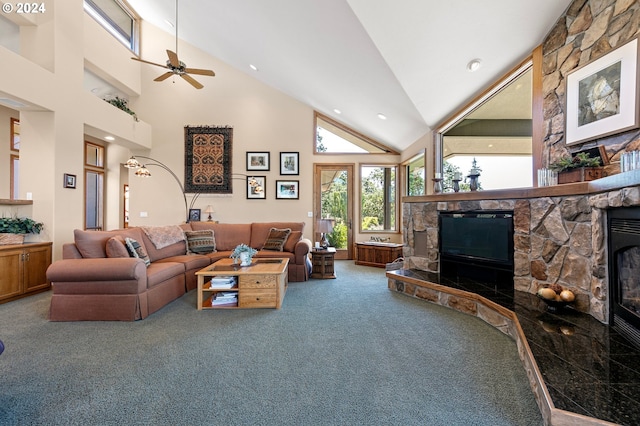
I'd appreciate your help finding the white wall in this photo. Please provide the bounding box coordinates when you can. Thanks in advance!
[0,2,413,259]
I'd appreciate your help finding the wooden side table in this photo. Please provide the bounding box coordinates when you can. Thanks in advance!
[310,247,336,279]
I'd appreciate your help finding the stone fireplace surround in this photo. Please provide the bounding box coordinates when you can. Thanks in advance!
[403,170,640,325]
[396,171,640,425]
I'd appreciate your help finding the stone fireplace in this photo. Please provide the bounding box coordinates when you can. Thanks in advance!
[402,181,640,325]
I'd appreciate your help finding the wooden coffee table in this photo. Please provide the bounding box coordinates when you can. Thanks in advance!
[196,258,289,310]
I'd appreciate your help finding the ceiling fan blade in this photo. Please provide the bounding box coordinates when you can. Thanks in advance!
[166,50,180,68]
[131,57,168,69]
[154,72,174,82]
[181,74,204,89]
[184,68,215,77]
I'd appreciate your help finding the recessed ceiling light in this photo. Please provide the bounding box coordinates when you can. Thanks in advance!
[467,59,482,72]
[334,109,342,114]
[249,64,259,71]
[104,136,115,141]
[377,113,387,120]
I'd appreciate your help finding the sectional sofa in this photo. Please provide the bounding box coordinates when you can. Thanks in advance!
[46,222,311,321]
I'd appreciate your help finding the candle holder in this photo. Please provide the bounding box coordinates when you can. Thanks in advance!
[467,173,480,191]
[432,178,443,193]
[452,179,461,192]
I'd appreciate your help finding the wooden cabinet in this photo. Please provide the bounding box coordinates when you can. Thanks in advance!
[310,247,336,279]
[355,242,403,268]
[0,242,52,303]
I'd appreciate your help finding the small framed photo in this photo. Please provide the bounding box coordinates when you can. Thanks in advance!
[247,176,266,199]
[189,208,201,222]
[63,173,76,189]
[276,180,299,199]
[246,152,270,171]
[280,152,299,175]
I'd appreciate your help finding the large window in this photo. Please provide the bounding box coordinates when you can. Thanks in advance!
[406,152,425,196]
[437,60,533,191]
[85,142,105,231]
[84,0,139,53]
[9,118,19,199]
[360,165,397,232]
[315,112,398,154]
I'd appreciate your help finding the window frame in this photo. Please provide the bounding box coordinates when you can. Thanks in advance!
[405,150,426,196]
[435,56,534,187]
[359,163,398,233]
[84,0,140,54]
[84,141,106,231]
[314,111,399,155]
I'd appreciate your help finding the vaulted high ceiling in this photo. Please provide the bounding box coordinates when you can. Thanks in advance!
[126,0,573,152]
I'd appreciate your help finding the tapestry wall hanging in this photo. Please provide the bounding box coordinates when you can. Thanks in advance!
[184,125,232,194]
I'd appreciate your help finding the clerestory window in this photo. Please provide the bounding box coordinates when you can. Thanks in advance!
[84,0,139,53]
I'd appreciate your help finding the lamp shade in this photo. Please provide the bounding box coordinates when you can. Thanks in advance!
[204,205,214,214]
[316,219,334,234]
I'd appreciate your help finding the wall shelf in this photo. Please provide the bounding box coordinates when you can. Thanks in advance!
[0,199,33,205]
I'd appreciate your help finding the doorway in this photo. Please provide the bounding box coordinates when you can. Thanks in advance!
[314,164,354,260]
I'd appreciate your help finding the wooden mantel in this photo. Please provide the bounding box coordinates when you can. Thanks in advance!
[403,169,640,203]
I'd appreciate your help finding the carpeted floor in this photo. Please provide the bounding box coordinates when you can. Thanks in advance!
[0,261,543,425]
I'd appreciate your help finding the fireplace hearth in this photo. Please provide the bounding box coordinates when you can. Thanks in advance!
[608,206,640,348]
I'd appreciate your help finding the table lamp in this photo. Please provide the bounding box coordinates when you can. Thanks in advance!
[204,205,214,221]
[316,219,334,248]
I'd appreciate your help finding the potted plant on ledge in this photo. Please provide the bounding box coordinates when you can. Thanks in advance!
[0,216,44,245]
[549,152,604,184]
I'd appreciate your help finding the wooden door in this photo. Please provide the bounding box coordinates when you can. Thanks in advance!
[314,164,354,260]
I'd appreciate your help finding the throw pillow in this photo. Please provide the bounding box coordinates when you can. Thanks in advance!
[124,237,151,266]
[262,228,291,251]
[283,230,303,252]
[184,230,216,254]
[106,236,129,258]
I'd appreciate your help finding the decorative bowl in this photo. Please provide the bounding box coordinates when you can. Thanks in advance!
[537,295,572,313]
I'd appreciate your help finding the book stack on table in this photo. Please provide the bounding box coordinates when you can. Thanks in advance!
[209,276,238,306]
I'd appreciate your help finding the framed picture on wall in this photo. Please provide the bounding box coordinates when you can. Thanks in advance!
[246,152,270,171]
[63,173,76,189]
[280,152,299,175]
[247,176,266,199]
[565,37,640,145]
[276,180,299,199]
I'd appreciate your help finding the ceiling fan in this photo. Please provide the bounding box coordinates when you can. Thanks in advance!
[131,0,215,89]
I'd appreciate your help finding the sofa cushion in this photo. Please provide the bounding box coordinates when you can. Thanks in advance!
[283,231,303,252]
[74,228,145,259]
[262,228,291,251]
[250,222,305,249]
[106,236,129,258]
[146,262,185,289]
[192,222,252,251]
[125,237,151,266]
[184,230,216,254]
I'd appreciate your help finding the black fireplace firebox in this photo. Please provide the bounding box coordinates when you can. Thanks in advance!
[608,207,640,347]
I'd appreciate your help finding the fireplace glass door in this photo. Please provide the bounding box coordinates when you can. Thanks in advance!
[608,207,640,341]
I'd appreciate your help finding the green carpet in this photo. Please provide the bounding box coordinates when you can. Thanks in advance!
[0,261,542,425]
